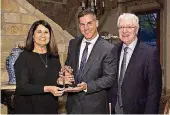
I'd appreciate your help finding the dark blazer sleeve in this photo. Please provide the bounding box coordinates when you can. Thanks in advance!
[144,48,162,113]
[87,46,118,94]
[65,39,72,66]
[14,51,44,95]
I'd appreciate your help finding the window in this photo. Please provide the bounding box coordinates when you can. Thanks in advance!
[135,9,160,53]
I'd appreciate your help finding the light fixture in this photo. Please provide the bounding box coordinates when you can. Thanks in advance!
[81,0,105,18]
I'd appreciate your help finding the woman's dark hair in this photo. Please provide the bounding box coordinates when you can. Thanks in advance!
[23,20,58,56]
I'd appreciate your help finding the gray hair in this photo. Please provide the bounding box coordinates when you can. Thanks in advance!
[117,13,139,28]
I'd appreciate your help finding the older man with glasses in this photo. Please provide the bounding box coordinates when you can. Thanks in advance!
[109,13,162,114]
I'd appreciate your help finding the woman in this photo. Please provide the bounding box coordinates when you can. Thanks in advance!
[14,20,63,114]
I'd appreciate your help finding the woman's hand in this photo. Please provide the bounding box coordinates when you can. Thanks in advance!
[44,86,64,96]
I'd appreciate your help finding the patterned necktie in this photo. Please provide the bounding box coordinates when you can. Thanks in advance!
[118,47,128,107]
[77,42,91,82]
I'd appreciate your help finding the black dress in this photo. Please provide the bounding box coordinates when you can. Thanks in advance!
[14,50,61,114]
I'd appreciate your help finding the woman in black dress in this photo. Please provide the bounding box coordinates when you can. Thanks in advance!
[14,20,64,114]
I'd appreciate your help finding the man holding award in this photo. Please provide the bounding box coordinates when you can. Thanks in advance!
[57,9,117,114]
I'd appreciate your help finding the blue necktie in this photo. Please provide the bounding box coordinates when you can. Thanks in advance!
[118,47,128,107]
[77,42,91,83]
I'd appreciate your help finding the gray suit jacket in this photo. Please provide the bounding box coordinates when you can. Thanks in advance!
[65,36,117,114]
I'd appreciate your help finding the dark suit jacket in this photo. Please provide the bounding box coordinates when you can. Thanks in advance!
[110,39,162,114]
[65,36,117,114]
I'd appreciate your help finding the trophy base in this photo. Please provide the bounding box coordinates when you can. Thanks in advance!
[65,84,77,88]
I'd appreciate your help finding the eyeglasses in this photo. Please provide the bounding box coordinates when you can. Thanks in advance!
[118,26,136,31]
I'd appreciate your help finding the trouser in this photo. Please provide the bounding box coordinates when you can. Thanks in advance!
[115,99,123,114]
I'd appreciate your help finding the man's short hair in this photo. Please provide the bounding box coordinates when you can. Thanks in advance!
[78,9,97,20]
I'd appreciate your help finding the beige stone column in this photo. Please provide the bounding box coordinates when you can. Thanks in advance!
[164,0,170,95]
[117,0,124,15]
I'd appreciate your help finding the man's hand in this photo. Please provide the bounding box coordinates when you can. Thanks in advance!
[64,82,87,92]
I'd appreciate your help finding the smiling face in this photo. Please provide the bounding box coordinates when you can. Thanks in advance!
[118,15,139,46]
[79,14,98,40]
[33,24,50,48]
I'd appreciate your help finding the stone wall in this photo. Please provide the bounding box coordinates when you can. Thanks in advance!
[26,0,79,36]
[1,0,73,83]
[164,0,170,95]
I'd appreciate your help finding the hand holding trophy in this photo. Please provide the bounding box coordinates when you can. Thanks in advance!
[64,65,76,87]
[58,65,75,89]
[62,67,87,93]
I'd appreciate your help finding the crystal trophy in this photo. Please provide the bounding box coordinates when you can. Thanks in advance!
[64,65,76,88]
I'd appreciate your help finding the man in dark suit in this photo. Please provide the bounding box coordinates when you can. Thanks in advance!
[63,9,117,114]
[109,13,162,114]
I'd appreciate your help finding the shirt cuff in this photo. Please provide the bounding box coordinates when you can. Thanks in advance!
[83,83,87,92]
[84,89,87,92]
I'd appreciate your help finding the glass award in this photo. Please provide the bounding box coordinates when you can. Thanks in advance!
[64,65,76,88]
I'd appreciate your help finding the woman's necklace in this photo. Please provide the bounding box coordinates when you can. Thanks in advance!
[39,53,48,68]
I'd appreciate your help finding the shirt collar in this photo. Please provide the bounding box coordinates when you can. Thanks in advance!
[122,37,138,51]
[82,33,99,45]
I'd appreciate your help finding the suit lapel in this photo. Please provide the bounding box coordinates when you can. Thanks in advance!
[73,37,83,76]
[117,43,123,77]
[123,40,144,83]
[80,36,102,78]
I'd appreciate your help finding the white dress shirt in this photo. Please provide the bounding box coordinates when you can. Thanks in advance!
[78,34,99,69]
[118,38,138,79]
